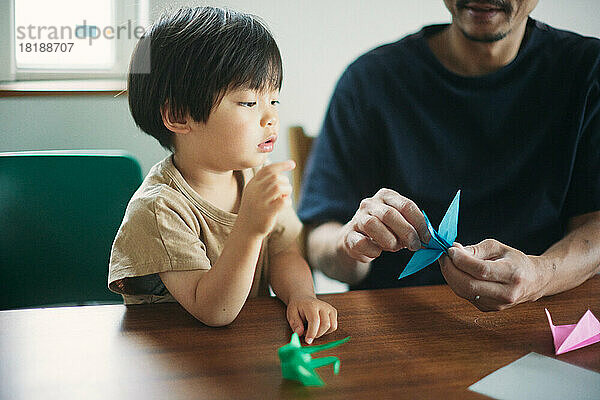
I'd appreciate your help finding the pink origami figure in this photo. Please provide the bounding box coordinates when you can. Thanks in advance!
[545,308,600,355]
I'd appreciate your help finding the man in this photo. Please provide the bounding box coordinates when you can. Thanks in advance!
[298,0,600,311]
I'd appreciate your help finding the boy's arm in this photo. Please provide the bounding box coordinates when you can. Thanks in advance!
[268,242,316,305]
[159,225,263,327]
[269,242,338,344]
[160,161,295,327]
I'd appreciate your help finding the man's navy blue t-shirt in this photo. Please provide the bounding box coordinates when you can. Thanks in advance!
[297,18,600,290]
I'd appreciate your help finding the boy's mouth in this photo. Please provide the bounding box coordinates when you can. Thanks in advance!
[258,135,277,153]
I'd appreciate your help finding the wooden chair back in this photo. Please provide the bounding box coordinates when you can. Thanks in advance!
[288,126,314,205]
[288,126,315,258]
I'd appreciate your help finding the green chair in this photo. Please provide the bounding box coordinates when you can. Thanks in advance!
[0,150,143,310]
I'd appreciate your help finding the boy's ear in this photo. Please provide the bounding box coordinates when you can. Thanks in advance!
[160,103,191,134]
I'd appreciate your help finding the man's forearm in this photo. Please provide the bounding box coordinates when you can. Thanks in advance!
[306,222,371,285]
[537,211,600,297]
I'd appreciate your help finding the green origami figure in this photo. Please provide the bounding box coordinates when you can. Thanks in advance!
[278,333,350,387]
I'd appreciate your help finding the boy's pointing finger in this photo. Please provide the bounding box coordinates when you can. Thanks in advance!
[262,160,296,174]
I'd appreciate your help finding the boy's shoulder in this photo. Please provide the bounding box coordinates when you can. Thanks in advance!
[123,156,259,228]
[124,155,197,222]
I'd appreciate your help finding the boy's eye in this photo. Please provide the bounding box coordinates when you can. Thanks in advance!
[239,102,256,107]
[271,100,280,106]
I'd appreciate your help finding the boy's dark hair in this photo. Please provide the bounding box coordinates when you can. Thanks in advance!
[128,7,283,150]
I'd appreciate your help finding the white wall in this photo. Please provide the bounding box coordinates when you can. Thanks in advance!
[2,0,600,174]
[0,0,15,81]
[0,96,168,173]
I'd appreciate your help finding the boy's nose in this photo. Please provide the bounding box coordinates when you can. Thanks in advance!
[261,112,278,127]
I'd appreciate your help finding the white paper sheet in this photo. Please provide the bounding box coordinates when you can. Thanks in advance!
[468,352,600,400]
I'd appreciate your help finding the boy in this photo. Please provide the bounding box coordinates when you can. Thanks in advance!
[109,7,337,344]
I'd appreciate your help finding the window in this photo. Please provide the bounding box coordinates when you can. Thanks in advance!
[4,0,148,80]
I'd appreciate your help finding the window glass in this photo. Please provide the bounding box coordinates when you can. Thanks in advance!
[15,0,115,70]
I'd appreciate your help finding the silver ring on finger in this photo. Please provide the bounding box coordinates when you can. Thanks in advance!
[474,295,481,301]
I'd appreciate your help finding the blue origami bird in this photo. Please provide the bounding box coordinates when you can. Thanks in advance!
[398,190,461,279]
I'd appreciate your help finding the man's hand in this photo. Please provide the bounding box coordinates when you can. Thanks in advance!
[337,188,431,263]
[286,295,338,344]
[439,239,551,311]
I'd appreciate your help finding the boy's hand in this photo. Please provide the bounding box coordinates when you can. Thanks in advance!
[286,295,338,344]
[237,160,295,237]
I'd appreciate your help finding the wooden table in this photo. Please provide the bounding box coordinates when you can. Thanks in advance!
[2,276,599,400]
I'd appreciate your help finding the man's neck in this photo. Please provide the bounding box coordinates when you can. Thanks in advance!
[428,19,530,77]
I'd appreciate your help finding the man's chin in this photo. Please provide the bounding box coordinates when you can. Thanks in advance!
[455,8,512,43]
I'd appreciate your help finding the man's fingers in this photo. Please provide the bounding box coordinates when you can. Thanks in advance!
[465,239,506,260]
[447,246,511,283]
[351,190,430,254]
[344,231,382,262]
[355,211,401,251]
[439,255,508,311]
[376,189,430,244]
[365,204,421,251]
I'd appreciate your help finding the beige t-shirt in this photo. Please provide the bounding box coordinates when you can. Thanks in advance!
[108,155,302,304]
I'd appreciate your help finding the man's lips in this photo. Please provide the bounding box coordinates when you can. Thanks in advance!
[464,3,504,12]
[463,3,505,20]
[467,5,502,11]
[258,135,277,152]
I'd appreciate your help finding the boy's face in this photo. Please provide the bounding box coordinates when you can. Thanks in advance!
[185,88,280,171]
